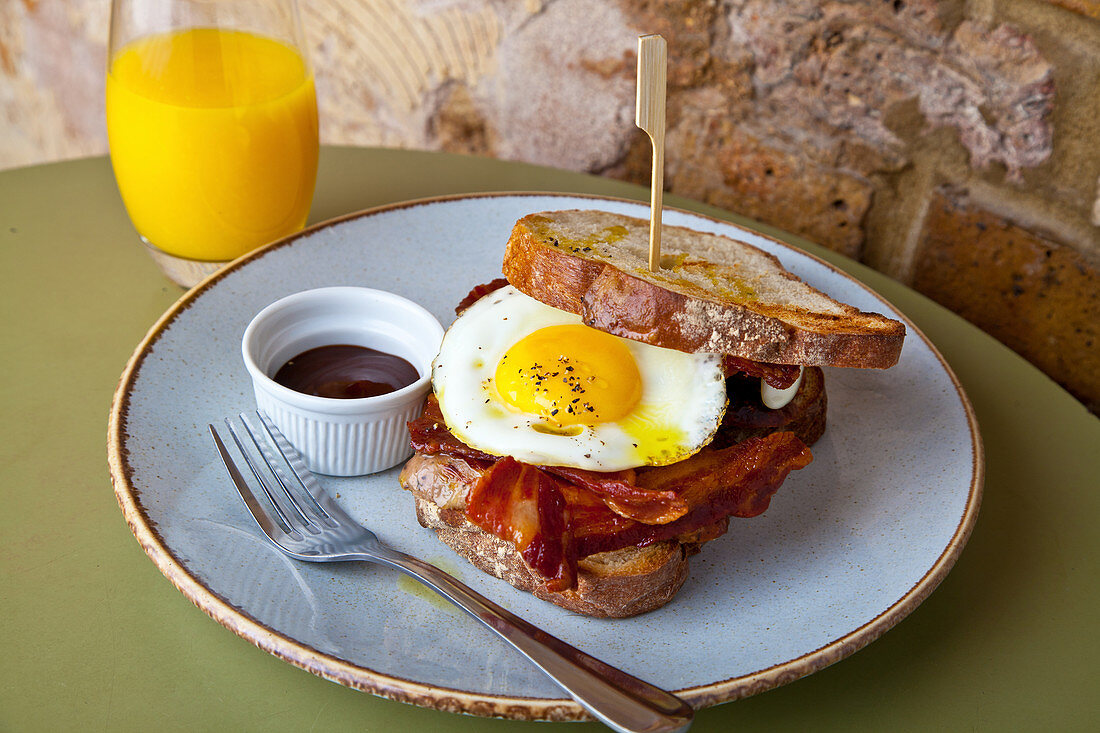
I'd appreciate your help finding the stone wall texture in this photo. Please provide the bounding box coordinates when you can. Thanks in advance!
[2,0,1098,412]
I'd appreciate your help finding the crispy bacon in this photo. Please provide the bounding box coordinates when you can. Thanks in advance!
[543,466,687,525]
[455,278,510,315]
[408,397,497,462]
[722,356,802,389]
[466,457,576,592]
[637,433,812,519]
[569,433,812,558]
[409,397,690,524]
[422,408,813,589]
[464,433,810,587]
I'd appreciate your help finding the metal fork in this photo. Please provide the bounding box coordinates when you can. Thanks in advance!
[209,411,693,733]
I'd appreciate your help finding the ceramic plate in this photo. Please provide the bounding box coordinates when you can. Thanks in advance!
[108,193,983,720]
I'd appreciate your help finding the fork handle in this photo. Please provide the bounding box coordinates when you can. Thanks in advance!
[365,548,693,733]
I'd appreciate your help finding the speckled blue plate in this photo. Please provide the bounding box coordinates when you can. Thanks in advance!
[108,193,983,721]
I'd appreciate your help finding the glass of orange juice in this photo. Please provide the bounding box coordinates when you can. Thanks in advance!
[106,0,319,287]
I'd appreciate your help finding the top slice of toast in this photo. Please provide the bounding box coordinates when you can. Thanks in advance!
[502,209,905,368]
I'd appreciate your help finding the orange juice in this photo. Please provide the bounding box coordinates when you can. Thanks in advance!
[107,28,318,261]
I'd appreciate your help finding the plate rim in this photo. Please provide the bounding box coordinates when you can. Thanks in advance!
[107,191,984,720]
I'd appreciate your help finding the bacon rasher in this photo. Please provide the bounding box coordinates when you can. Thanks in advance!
[722,355,802,389]
[409,398,813,591]
[408,397,688,524]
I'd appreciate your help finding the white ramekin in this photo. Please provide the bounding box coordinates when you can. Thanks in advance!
[241,287,443,476]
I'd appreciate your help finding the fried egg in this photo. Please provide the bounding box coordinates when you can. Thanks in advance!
[431,285,727,471]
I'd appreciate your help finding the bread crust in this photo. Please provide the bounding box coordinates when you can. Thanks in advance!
[503,210,905,368]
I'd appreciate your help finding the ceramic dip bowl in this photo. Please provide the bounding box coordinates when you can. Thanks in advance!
[242,286,444,476]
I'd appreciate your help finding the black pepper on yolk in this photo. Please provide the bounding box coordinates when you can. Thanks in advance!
[493,324,643,426]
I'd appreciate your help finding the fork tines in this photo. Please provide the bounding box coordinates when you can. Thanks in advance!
[210,412,338,541]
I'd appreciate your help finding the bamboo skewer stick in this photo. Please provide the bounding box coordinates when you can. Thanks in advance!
[635,34,667,273]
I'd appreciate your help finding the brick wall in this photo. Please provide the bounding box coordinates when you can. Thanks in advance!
[2,0,1097,412]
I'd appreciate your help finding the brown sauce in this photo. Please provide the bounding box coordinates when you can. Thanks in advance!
[273,344,419,399]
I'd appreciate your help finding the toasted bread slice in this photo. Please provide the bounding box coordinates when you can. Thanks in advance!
[503,210,904,368]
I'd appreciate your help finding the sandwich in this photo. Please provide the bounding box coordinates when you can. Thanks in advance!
[399,209,905,617]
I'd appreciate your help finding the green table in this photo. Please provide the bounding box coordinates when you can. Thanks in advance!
[2,148,1097,731]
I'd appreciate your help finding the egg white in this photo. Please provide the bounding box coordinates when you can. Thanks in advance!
[431,285,727,471]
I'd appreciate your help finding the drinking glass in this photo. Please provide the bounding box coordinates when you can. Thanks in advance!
[107,0,319,287]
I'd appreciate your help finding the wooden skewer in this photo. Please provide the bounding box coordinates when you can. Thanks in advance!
[635,33,667,273]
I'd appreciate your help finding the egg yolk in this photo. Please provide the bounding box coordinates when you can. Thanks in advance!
[494,324,643,425]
